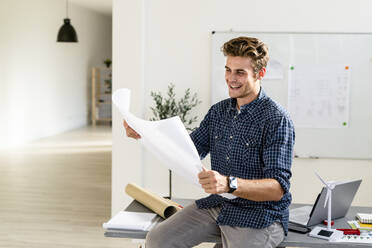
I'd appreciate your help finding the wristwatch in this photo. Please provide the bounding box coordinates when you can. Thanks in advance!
[228,176,238,193]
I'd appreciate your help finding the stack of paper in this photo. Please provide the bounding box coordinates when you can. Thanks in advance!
[357,213,372,224]
[103,211,158,231]
[348,220,372,231]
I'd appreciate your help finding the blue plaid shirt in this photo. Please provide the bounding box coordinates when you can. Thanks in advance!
[190,87,295,235]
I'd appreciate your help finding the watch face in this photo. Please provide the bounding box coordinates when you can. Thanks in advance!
[228,176,237,193]
[229,176,237,189]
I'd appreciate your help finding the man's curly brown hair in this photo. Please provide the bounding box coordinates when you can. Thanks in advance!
[222,37,269,74]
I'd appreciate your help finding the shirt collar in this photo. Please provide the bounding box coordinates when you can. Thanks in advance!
[229,87,266,114]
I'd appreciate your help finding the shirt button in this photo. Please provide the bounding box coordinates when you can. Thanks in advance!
[226,156,229,160]
[229,136,233,139]
[234,116,237,119]
[215,135,218,139]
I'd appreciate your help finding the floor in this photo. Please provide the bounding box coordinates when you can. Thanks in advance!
[0,126,214,248]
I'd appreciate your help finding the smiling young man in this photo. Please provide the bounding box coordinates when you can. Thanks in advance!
[124,37,295,248]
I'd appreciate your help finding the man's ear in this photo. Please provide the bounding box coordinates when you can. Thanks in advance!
[258,67,266,79]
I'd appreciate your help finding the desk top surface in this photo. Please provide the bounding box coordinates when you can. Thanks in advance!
[104,199,372,248]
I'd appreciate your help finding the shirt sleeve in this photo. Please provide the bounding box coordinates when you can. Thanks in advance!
[190,107,213,160]
[262,115,295,195]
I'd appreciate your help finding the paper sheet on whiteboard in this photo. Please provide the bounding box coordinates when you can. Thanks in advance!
[288,64,351,128]
[265,59,284,80]
[112,88,203,186]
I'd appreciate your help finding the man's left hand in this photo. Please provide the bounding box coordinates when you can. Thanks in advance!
[198,167,229,194]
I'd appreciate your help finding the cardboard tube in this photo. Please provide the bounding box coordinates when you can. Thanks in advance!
[125,183,180,219]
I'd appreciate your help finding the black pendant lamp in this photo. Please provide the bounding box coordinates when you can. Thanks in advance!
[57,0,78,42]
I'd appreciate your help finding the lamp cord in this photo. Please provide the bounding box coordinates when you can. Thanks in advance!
[66,0,69,18]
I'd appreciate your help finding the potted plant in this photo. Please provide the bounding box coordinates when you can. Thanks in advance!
[103,58,112,68]
[150,83,201,131]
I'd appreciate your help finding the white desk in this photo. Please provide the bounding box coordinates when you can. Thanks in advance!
[104,199,372,247]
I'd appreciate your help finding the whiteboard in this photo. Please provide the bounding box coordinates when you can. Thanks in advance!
[211,31,372,159]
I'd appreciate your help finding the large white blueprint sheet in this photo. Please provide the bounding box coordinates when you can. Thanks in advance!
[112,88,203,186]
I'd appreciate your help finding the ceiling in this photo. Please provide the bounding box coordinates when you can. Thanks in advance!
[69,0,112,16]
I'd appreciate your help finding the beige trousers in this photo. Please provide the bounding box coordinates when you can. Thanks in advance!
[146,202,284,248]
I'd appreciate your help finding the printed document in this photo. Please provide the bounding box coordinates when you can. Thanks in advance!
[112,88,203,186]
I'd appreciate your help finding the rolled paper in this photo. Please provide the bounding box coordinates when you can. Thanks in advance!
[125,183,181,219]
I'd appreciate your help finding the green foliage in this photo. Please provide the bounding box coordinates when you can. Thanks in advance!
[103,58,112,68]
[150,84,201,132]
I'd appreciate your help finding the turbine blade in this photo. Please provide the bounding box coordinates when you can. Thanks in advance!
[315,171,330,188]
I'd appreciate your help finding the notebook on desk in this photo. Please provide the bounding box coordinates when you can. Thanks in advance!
[289,179,362,228]
[103,211,161,231]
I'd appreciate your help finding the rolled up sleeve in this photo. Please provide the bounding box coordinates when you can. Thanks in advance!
[262,116,295,195]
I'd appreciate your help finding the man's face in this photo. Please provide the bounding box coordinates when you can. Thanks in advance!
[225,56,260,100]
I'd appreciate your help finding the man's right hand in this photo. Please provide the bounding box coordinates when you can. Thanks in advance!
[123,120,141,139]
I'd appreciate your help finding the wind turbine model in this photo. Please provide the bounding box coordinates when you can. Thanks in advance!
[309,172,344,241]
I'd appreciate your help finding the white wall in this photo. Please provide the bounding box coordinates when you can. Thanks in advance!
[112,0,145,215]
[112,0,372,214]
[0,0,112,148]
